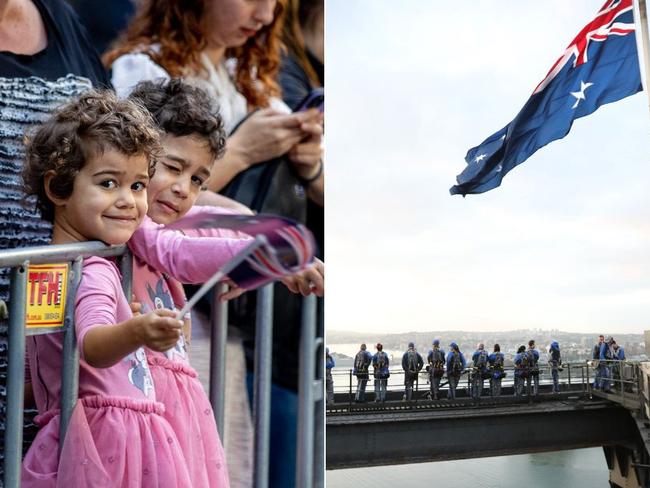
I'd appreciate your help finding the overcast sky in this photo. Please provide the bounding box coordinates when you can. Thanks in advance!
[326,0,650,334]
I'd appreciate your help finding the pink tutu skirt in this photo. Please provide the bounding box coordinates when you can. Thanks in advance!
[149,355,230,488]
[22,395,192,488]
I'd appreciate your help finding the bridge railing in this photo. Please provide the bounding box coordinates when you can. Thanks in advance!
[1,242,321,488]
[586,359,642,411]
[329,362,595,403]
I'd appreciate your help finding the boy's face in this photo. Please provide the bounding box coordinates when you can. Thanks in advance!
[54,148,149,245]
[147,134,214,225]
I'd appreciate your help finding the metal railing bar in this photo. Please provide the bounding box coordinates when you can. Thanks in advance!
[0,242,125,268]
[58,257,83,455]
[209,282,228,438]
[296,294,316,488]
[313,335,325,488]
[118,248,132,300]
[3,263,28,488]
[253,284,273,488]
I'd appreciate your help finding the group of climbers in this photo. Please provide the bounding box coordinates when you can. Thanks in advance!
[328,336,629,404]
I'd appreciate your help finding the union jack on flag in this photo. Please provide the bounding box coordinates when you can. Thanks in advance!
[450,0,642,196]
[169,212,316,290]
[242,223,316,285]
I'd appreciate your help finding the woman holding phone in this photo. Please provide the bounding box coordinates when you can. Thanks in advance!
[105,0,323,199]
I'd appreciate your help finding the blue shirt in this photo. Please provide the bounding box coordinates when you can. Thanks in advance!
[372,352,390,377]
[326,355,335,370]
[446,350,466,373]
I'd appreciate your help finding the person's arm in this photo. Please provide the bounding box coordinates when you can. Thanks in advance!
[128,215,252,284]
[82,311,183,368]
[599,343,607,360]
[75,259,184,368]
[288,119,324,206]
[206,109,317,192]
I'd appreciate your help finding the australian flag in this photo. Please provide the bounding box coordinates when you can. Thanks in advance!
[450,0,643,196]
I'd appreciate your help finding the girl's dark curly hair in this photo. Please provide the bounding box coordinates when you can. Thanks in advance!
[22,89,162,222]
[103,0,286,108]
[128,79,226,160]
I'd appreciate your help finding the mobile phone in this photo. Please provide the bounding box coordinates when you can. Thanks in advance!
[294,88,324,113]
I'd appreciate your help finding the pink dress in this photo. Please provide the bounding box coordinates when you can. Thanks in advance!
[22,257,192,488]
[128,208,252,488]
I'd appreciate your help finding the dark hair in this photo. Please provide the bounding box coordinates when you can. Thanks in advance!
[281,0,322,87]
[22,90,161,222]
[376,343,383,351]
[528,340,535,348]
[129,79,226,160]
[517,345,526,354]
[104,0,286,108]
[494,344,500,352]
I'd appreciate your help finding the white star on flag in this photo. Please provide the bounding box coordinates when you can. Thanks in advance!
[474,153,487,164]
[570,81,594,109]
[495,165,502,173]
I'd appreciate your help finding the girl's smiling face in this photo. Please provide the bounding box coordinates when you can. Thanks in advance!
[146,134,214,225]
[49,148,150,245]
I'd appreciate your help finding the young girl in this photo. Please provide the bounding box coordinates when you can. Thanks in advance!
[21,90,193,487]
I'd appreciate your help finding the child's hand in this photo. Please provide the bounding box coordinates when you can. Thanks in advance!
[217,278,247,302]
[130,295,142,316]
[133,309,184,352]
[281,258,324,297]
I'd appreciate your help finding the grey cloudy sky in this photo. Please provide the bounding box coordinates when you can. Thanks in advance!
[326,1,650,334]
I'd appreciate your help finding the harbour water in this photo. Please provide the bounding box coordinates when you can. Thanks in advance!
[326,448,609,487]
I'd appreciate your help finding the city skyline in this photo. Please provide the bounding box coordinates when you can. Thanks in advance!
[327,0,650,335]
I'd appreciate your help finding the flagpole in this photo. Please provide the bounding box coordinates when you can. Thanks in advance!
[636,0,650,117]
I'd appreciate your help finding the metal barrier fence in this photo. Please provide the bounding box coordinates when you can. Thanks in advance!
[1,241,323,488]
[328,360,639,404]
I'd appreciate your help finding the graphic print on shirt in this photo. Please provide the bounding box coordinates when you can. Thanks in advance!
[125,347,155,397]
[145,277,187,360]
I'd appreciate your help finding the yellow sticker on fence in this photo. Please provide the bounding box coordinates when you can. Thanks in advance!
[25,264,68,329]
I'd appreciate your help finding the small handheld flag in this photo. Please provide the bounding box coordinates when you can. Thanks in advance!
[169,213,316,318]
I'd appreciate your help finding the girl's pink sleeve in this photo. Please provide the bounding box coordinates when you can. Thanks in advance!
[74,259,121,361]
[178,205,251,239]
[128,212,253,284]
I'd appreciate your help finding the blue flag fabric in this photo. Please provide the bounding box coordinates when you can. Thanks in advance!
[450,0,642,196]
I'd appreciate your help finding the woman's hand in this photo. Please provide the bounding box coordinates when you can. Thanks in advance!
[288,118,324,180]
[207,108,321,192]
[230,108,321,167]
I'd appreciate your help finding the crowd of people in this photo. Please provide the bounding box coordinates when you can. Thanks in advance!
[325,335,630,404]
[0,0,324,486]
